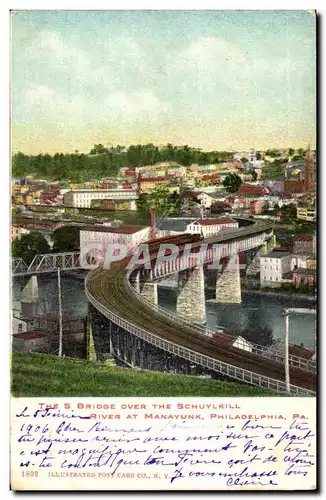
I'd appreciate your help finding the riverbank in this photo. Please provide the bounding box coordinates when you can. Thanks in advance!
[205,285,316,301]
[241,289,316,301]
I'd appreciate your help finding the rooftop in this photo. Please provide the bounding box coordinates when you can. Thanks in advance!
[140,177,168,182]
[157,218,195,232]
[199,192,228,199]
[294,268,317,276]
[294,235,314,242]
[13,331,46,340]
[81,225,146,234]
[197,218,237,226]
[68,189,138,193]
[264,251,291,259]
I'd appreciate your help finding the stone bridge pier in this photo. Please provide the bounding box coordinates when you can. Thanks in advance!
[215,253,241,303]
[20,275,39,317]
[176,265,206,324]
[132,270,158,306]
[246,234,276,276]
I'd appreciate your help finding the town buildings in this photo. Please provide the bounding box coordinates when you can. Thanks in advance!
[11,224,30,241]
[79,225,151,267]
[64,189,138,209]
[293,235,316,255]
[260,251,306,287]
[297,206,316,222]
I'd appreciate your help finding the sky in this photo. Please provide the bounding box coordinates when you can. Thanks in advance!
[11,10,316,154]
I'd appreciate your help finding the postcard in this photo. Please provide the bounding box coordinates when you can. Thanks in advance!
[10,9,317,492]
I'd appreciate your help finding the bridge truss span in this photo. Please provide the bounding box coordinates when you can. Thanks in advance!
[12,252,81,276]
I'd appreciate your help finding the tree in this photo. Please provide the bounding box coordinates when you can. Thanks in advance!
[261,202,270,215]
[288,148,295,156]
[52,226,81,252]
[89,144,107,155]
[281,203,297,220]
[265,149,280,158]
[12,231,50,264]
[222,173,242,193]
[12,152,31,177]
[241,325,273,347]
[136,185,180,219]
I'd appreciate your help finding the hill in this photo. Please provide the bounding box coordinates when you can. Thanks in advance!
[11,353,276,397]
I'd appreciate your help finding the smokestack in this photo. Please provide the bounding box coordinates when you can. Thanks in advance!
[150,209,156,240]
[136,173,141,194]
[305,144,312,192]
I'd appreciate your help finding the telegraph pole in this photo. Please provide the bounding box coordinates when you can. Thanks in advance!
[284,309,290,394]
[57,268,63,357]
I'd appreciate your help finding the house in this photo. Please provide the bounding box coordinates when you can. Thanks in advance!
[139,177,169,193]
[292,268,317,287]
[79,225,151,267]
[260,251,306,287]
[263,180,285,195]
[64,189,138,208]
[195,218,238,236]
[293,235,316,255]
[90,198,137,211]
[210,201,232,214]
[301,257,317,270]
[297,206,316,222]
[12,331,49,354]
[11,224,30,241]
[249,199,265,215]
[156,217,238,238]
[239,185,269,196]
[12,315,38,335]
[211,331,253,352]
[284,179,305,196]
[196,192,228,208]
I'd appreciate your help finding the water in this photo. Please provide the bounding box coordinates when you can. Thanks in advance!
[12,274,316,349]
[158,289,317,349]
[12,275,88,318]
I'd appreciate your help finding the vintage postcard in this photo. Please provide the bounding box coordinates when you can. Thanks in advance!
[10,9,317,491]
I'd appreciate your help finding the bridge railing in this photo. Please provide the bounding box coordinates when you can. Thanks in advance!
[126,274,316,374]
[85,271,315,396]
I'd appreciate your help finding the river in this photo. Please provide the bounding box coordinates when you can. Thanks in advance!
[12,274,316,349]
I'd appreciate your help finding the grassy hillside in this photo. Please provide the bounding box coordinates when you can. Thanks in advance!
[11,353,276,397]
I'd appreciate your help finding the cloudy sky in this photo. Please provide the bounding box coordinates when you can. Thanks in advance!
[11,10,316,154]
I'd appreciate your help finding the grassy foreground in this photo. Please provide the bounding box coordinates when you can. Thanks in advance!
[11,353,276,397]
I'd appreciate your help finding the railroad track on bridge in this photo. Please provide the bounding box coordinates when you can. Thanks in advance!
[85,266,316,396]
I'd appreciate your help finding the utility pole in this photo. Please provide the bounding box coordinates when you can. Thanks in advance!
[57,268,63,357]
[284,309,290,394]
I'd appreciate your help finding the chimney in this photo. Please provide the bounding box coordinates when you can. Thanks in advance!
[305,144,312,192]
[136,172,142,194]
